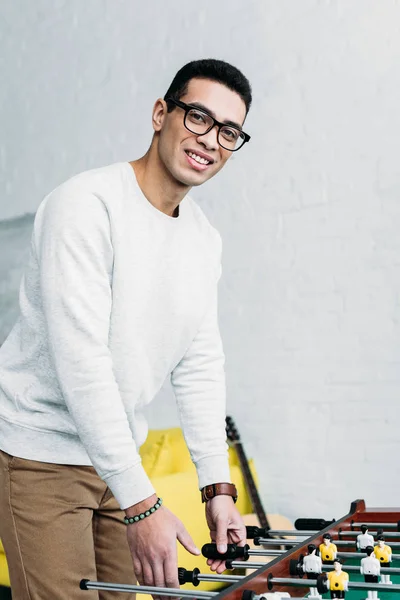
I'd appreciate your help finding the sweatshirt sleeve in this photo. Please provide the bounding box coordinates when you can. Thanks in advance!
[170,235,231,489]
[34,189,155,509]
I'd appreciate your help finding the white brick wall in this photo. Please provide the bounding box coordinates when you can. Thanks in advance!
[1,0,400,522]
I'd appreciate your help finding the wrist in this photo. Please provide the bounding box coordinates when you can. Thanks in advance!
[201,482,238,504]
[125,493,158,518]
[124,495,162,525]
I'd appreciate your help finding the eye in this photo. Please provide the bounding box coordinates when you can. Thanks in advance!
[188,109,208,123]
[221,127,240,141]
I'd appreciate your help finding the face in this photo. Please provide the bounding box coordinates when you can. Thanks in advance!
[153,78,247,187]
[334,561,341,572]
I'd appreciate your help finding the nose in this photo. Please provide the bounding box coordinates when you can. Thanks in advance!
[196,124,219,151]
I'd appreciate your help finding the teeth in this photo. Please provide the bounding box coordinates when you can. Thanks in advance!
[188,151,210,165]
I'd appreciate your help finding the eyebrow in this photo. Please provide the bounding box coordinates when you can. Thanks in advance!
[187,101,243,131]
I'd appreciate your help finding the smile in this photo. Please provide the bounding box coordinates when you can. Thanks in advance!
[184,150,213,171]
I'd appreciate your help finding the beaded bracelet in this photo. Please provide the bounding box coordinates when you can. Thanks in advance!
[123,497,163,525]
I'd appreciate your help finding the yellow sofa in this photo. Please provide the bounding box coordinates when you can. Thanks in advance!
[0,539,10,588]
[0,427,257,593]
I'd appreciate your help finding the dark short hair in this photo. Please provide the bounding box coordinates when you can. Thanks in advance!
[361,525,368,534]
[323,533,332,540]
[163,58,252,117]
[365,546,374,556]
[377,535,385,542]
[308,544,316,554]
[334,558,343,565]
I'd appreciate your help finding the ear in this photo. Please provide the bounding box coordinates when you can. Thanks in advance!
[152,98,168,132]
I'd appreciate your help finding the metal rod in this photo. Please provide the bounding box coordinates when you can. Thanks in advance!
[271,578,326,589]
[248,550,286,556]
[245,546,400,561]
[248,548,290,557]
[350,522,399,529]
[336,551,400,560]
[258,529,400,539]
[197,574,244,583]
[321,565,400,575]
[269,577,400,592]
[256,538,400,548]
[227,561,273,569]
[256,539,299,546]
[81,580,217,597]
[337,540,400,548]
[338,530,400,538]
[264,530,316,537]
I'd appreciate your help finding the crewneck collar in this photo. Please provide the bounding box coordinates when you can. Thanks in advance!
[123,161,186,224]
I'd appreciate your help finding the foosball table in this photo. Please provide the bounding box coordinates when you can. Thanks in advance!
[80,499,400,600]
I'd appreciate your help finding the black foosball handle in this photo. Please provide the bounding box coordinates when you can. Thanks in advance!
[178,567,200,587]
[295,518,335,531]
[201,543,250,560]
[246,525,271,539]
[317,573,329,594]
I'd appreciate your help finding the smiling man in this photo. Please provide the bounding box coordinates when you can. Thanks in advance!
[0,59,252,600]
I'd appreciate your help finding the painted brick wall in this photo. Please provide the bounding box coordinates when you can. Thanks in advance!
[1,0,400,522]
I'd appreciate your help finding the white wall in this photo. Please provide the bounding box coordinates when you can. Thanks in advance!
[1,0,400,523]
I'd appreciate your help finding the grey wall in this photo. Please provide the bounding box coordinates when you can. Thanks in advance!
[1,0,400,522]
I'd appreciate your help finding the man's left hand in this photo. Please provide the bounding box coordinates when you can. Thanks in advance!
[205,495,247,574]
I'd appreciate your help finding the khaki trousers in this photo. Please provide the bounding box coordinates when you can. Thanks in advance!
[0,450,136,600]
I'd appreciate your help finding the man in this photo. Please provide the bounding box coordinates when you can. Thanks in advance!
[0,58,253,599]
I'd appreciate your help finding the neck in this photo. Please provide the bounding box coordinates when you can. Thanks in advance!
[130,142,191,217]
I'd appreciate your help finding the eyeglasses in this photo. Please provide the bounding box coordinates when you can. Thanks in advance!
[165,97,251,152]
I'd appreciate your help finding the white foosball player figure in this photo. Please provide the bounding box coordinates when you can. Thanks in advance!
[360,545,380,600]
[303,544,323,598]
[357,525,375,551]
[374,536,392,584]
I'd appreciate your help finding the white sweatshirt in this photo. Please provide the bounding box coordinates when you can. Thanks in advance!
[0,161,230,509]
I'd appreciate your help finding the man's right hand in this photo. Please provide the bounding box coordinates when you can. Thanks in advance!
[125,494,200,593]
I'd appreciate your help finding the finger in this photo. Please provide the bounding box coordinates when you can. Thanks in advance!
[207,530,216,564]
[176,525,200,556]
[164,554,180,589]
[133,559,143,586]
[215,518,229,554]
[235,524,248,546]
[208,558,225,573]
[152,561,165,600]
[215,559,227,574]
[142,563,155,588]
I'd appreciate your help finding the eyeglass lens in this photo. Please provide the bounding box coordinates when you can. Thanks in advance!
[185,108,245,150]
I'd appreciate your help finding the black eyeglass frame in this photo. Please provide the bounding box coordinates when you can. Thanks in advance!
[165,97,251,152]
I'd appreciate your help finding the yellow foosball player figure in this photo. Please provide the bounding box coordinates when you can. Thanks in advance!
[360,546,381,600]
[374,535,392,583]
[327,558,349,599]
[319,533,338,565]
